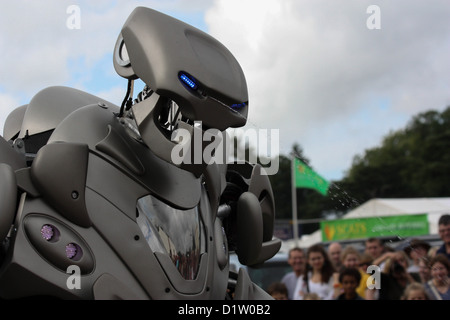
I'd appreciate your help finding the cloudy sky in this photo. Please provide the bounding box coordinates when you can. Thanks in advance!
[1,0,449,181]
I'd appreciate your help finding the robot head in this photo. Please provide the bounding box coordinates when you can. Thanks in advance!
[114,7,248,130]
[113,7,249,176]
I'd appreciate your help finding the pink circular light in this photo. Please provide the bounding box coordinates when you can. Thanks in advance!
[41,225,54,241]
[66,243,78,259]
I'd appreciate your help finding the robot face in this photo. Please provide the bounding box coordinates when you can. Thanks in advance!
[114,7,248,132]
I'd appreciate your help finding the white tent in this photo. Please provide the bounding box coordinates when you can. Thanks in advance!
[283,197,450,250]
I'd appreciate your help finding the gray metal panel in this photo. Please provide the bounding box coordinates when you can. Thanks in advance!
[93,273,145,300]
[3,105,27,141]
[19,86,112,138]
[248,164,276,242]
[30,143,91,228]
[0,164,17,241]
[236,192,263,266]
[0,136,26,171]
[15,168,40,197]
[86,154,148,221]
[95,125,145,176]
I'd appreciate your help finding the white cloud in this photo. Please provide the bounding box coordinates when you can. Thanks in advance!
[94,85,128,107]
[205,0,450,180]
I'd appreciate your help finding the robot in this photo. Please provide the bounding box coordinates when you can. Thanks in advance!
[0,6,281,299]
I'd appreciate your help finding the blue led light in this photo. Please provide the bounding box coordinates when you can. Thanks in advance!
[231,102,247,109]
[179,73,197,90]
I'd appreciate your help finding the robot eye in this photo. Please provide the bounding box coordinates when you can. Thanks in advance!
[178,72,198,90]
[231,102,247,109]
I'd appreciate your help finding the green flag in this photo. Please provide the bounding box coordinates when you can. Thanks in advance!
[293,158,329,196]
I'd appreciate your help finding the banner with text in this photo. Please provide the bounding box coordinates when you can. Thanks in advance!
[321,214,429,241]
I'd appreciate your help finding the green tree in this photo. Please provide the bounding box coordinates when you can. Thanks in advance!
[340,106,450,202]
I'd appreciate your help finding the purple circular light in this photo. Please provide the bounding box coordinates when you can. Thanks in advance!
[66,243,78,259]
[41,225,54,241]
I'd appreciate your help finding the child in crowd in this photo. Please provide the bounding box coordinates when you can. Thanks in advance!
[401,282,429,300]
[267,282,288,300]
[332,246,371,299]
[335,267,365,300]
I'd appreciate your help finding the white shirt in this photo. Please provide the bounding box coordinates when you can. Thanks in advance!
[281,271,300,300]
[293,271,334,300]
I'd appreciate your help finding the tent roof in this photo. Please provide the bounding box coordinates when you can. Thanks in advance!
[345,197,450,218]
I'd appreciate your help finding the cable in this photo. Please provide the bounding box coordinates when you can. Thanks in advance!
[119,79,133,117]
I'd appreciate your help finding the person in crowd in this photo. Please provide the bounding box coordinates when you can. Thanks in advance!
[332,245,371,299]
[293,243,336,300]
[281,247,305,300]
[358,253,373,273]
[327,242,343,272]
[371,245,404,273]
[365,237,387,271]
[424,253,450,300]
[403,238,431,273]
[378,250,420,300]
[266,282,288,300]
[401,282,429,300]
[436,214,450,260]
[428,246,439,258]
[418,256,432,284]
[335,267,365,300]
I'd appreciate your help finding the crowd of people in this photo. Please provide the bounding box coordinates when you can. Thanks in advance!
[266,213,450,300]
